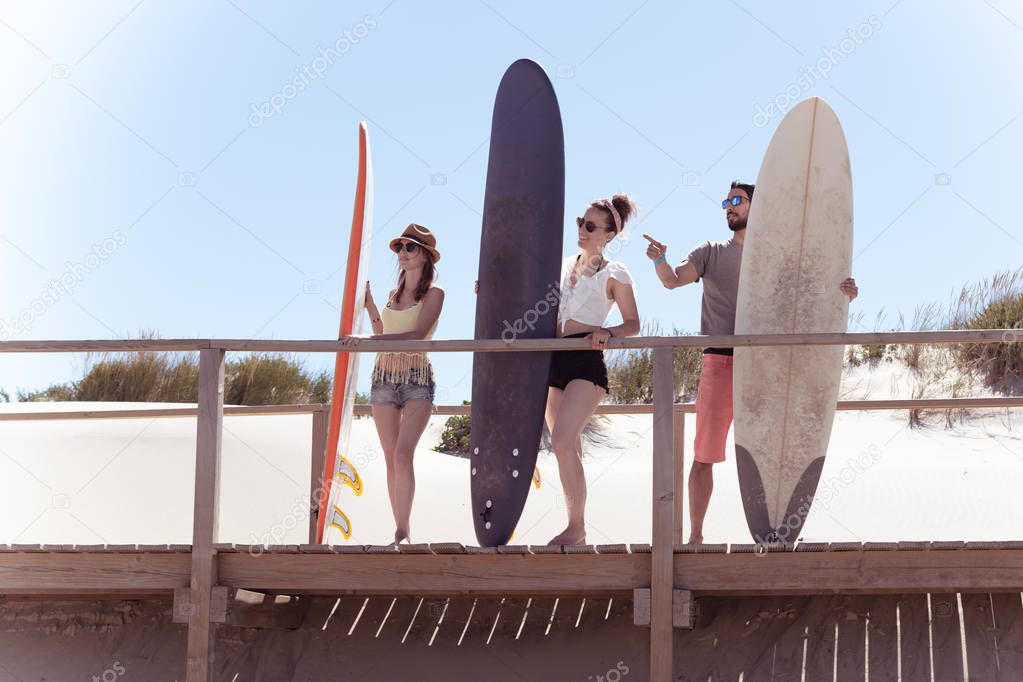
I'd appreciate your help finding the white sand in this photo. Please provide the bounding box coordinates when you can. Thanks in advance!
[1,362,1021,546]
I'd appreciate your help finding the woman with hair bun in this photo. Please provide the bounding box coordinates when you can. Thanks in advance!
[546,194,640,545]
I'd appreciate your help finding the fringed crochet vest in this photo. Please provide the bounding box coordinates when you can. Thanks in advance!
[370,300,438,386]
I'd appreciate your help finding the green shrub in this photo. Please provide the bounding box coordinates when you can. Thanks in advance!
[16,384,75,402]
[606,321,702,403]
[849,343,893,366]
[947,269,1023,393]
[845,310,899,367]
[955,299,1023,391]
[435,401,471,455]
[17,333,342,405]
[309,371,333,404]
[75,352,199,402]
[225,354,318,405]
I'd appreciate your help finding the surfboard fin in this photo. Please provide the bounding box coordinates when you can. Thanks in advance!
[532,466,541,489]
[328,505,353,540]
[335,453,363,496]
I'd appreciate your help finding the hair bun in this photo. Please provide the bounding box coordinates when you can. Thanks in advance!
[610,193,637,229]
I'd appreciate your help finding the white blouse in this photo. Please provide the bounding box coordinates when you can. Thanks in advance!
[557,255,634,333]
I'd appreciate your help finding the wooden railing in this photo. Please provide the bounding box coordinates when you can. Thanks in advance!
[1,328,1021,682]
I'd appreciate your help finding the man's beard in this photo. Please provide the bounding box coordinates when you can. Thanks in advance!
[727,215,746,231]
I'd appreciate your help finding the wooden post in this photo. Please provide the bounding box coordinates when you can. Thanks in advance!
[186,349,225,682]
[673,410,685,546]
[309,407,328,543]
[650,347,675,680]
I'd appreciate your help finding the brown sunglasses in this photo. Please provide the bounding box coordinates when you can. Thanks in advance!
[576,216,614,233]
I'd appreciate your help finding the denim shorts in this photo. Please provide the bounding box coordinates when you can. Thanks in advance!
[370,380,436,408]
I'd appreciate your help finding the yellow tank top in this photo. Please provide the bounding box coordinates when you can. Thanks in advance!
[371,300,437,386]
[380,301,439,337]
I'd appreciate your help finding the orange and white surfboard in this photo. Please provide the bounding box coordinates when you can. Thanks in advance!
[316,122,372,543]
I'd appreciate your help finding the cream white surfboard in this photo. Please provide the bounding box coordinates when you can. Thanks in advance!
[733,97,853,545]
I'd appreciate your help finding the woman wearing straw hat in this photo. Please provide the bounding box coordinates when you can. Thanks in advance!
[343,223,443,545]
[547,195,640,545]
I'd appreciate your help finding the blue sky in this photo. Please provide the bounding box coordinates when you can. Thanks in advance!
[1,0,1021,403]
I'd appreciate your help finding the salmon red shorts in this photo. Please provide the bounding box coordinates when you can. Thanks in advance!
[694,353,734,464]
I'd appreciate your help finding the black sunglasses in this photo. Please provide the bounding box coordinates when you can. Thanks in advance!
[576,216,614,233]
[391,241,420,254]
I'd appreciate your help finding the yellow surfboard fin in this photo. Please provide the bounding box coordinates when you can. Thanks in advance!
[327,504,353,540]
[335,453,363,496]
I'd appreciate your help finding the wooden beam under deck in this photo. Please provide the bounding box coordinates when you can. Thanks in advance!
[3,544,1022,598]
[0,549,190,594]
[216,550,651,597]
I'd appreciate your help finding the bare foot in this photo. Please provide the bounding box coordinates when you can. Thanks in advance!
[687,533,703,544]
[548,525,586,546]
[392,529,410,546]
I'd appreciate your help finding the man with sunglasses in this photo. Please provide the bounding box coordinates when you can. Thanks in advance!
[643,181,858,543]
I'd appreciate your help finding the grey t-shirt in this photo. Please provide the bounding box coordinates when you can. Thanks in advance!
[685,238,743,349]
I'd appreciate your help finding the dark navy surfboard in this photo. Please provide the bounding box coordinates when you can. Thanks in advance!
[471,60,565,546]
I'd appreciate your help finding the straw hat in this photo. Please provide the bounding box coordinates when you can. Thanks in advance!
[389,223,440,263]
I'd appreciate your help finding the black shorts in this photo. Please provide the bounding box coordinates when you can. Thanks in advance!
[548,332,609,392]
